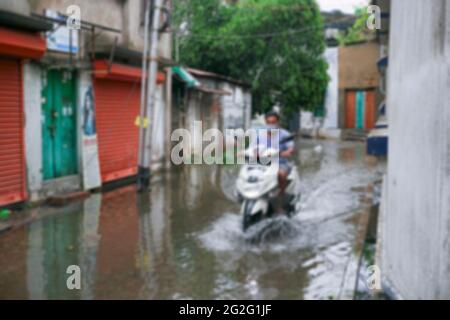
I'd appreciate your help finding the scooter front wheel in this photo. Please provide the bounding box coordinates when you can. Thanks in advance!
[242,200,263,231]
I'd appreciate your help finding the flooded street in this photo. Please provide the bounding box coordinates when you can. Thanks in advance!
[0,140,385,300]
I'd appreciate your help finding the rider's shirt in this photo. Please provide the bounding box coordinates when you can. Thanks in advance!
[254,127,294,165]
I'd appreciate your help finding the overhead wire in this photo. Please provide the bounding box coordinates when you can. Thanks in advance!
[171,15,355,40]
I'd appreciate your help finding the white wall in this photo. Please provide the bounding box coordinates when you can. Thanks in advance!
[30,0,125,48]
[77,71,101,190]
[150,86,166,170]
[300,48,340,139]
[323,47,339,129]
[220,82,251,130]
[181,81,251,161]
[24,63,42,201]
[0,0,29,14]
[185,91,201,159]
[300,111,315,133]
[380,0,450,299]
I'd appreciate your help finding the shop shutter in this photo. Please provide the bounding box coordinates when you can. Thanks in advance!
[0,58,27,206]
[94,79,141,183]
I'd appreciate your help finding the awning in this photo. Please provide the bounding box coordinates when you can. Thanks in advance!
[172,66,201,88]
[0,27,46,59]
[172,66,231,95]
[0,10,52,32]
[95,46,143,68]
[95,46,175,68]
[93,59,166,83]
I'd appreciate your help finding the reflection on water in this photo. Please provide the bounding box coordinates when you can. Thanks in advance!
[0,140,384,299]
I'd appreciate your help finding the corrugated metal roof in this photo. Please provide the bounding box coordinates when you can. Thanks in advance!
[187,68,251,88]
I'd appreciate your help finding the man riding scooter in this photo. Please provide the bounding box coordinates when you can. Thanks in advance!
[261,111,295,214]
[236,110,299,230]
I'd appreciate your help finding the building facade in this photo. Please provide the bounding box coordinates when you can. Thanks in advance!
[338,40,380,134]
[301,40,381,140]
[0,11,50,207]
[0,0,173,206]
[172,67,252,160]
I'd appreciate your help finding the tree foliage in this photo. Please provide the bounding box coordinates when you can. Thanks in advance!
[337,7,375,45]
[173,0,329,115]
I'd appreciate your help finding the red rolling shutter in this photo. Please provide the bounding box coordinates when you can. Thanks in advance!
[0,58,27,206]
[94,78,141,183]
[0,27,46,59]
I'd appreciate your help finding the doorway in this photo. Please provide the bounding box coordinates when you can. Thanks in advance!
[41,69,78,180]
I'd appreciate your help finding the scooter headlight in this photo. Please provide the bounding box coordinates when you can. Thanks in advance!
[247,176,259,183]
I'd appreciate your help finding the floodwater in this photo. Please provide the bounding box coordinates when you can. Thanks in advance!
[0,140,385,299]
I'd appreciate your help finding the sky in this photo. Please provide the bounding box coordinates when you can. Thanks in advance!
[317,0,369,13]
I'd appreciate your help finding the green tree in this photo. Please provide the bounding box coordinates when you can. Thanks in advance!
[173,0,329,115]
[337,7,375,45]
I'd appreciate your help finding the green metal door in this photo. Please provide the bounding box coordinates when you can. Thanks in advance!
[42,69,78,180]
[355,91,365,129]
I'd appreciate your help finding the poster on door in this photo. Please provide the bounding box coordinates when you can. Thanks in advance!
[80,85,101,190]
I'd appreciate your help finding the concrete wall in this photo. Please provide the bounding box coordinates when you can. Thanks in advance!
[181,77,251,133]
[122,0,172,55]
[338,41,380,90]
[372,0,391,47]
[338,41,381,131]
[77,71,101,190]
[184,90,201,158]
[27,0,172,56]
[323,47,339,129]
[0,0,30,14]
[157,0,173,60]
[29,0,125,48]
[300,111,316,136]
[380,0,450,299]
[122,0,144,51]
[23,62,42,201]
[301,48,340,139]
[150,85,167,170]
[220,82,252,131]
[4,0,173,200]
[174,78,252,159]
[318,47,341,139]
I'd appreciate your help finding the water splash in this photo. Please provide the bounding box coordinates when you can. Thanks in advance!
[198,212,322,255]
[198,141,383,257]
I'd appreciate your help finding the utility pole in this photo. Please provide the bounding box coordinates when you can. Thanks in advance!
[137,0,151,191]
[138,0,164,189]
